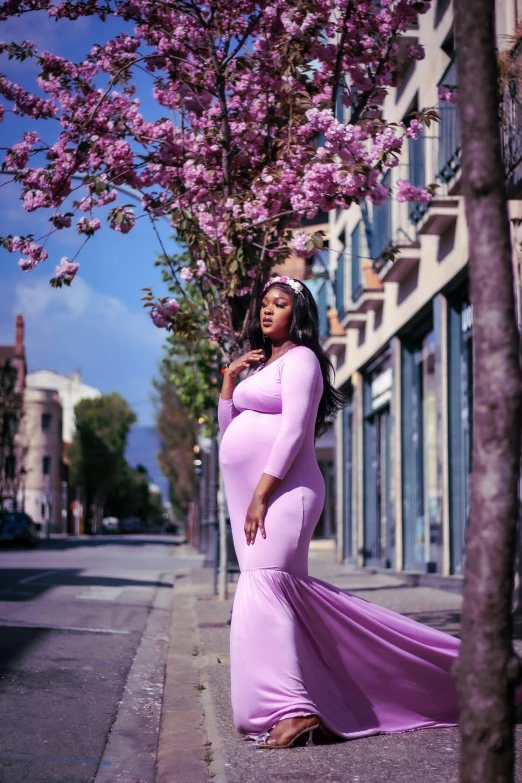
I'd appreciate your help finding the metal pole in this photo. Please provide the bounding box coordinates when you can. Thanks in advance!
[204,436,218,586]
[217,470,228,600]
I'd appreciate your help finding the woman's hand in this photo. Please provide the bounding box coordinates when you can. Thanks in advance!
[244,494,267,545]
[227,349,265,378]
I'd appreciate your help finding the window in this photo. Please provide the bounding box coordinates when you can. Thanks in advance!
[43,456,51,476]
[41,413,52,431]
[406,96,427,223]
[371,172,392,258]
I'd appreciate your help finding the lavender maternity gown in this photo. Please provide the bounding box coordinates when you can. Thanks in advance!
[218,345,460,740]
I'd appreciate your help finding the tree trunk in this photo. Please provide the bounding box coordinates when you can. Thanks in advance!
[453,2,522,782]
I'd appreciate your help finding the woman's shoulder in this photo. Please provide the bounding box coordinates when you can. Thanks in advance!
[282,345,320,369]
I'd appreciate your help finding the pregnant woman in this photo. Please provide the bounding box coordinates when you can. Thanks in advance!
[218,275,461,749]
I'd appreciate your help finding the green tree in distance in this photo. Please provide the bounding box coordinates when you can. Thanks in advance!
[104,463,165,526]
[69,392,137,529]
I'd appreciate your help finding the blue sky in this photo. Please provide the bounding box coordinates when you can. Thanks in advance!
[0,10,179,427]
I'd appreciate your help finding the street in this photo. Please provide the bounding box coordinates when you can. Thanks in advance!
[0,535,201,783]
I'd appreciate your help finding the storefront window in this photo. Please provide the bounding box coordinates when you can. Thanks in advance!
[341,398,353,560]
[402,313,442,571]
[448,292,473,574]
[363,355,393,567]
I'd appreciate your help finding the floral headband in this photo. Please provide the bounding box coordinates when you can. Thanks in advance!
[263,275,303,294]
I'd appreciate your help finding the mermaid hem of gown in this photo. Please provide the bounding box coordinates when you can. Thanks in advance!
[230,568,463,740]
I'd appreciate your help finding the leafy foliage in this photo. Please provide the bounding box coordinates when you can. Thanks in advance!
[154,362,199,517]
[68,392,137,520]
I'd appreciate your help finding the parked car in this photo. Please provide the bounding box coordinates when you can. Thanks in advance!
[118,517,143,534]
[0,512,39,547]
[101,516,119,534]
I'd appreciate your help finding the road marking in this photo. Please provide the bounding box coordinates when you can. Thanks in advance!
[18,570,59,585]
[0,620,131,635]
[76,587,125,601]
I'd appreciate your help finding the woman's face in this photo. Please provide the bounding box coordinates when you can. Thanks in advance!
[260,286,293,343]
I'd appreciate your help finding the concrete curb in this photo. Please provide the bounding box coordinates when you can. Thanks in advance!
[156,573,224,783]
[94,574,174,783]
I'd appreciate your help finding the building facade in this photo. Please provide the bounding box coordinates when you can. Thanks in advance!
[26,369,101,446]
[0,315,27,511]
[22,387,64,535]
[324,3,522,576]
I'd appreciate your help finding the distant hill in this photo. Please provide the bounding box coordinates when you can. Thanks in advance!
[126,426,169,501]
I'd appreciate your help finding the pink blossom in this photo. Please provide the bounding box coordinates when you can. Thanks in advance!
[438,85,458,104]
[406,119,423,140]
[76,217,101,235]
[396,180,432,203]
[108,206,135,234]
[292,230,311,254]
[180,267,194,282]
[369,182,390,206]
[17,240,48,270]
[194,259,206,277]
[408,44,425,61]
[150,306,168,328]
[150,298,179,327]
[164,298,180,315]
[55,256,79,282]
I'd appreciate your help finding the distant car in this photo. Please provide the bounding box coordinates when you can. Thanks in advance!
[101,516,119,534]
[0,511,39,547]
[118,517,143,534]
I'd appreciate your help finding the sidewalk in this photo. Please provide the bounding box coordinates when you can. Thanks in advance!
[157,544,522,783]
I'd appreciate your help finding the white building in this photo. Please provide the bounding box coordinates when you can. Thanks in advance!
[22,387,64,535]
[26,370,101,445]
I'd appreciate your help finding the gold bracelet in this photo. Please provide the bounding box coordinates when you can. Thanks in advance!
[221,363,236,377]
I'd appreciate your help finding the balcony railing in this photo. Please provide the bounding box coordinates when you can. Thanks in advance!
[437,57,460,183]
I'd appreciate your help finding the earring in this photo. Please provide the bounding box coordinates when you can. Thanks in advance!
[298,330,302,340]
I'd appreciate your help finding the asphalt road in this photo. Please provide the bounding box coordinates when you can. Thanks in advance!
[0,534,202,783]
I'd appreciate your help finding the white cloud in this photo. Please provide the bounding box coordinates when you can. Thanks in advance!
[2,276,165,424]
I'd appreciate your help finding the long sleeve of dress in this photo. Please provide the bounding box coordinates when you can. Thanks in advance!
[263,347,320,480]
[218,397,240,435]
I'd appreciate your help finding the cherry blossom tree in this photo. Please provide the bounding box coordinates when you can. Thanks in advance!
[0,0,435,356]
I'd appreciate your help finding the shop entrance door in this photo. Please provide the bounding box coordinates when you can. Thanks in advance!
[448,295,473,574]
[342,400,353,561]
[364,404,392,568]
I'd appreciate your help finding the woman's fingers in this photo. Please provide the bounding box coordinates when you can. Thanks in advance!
[244,517,266,545]
[245,350,264,365]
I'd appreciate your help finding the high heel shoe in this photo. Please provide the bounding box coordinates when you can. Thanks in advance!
[252,717,320,749]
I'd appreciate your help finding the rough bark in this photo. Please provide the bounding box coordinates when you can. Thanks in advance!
[453,2,522,782]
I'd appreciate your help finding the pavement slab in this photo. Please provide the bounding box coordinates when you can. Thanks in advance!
[161,551,522,783]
